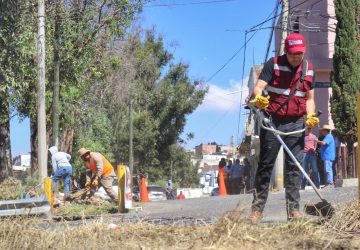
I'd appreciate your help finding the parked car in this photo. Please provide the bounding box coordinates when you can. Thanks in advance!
[132,185,167,202]
[210,187,219,196]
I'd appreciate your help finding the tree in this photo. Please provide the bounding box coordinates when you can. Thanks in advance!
[93,29,207,183]
[0,0,31,179]
[330,0,360,148]
[10,1,142,173]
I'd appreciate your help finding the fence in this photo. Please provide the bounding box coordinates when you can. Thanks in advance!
[336,144,358,179]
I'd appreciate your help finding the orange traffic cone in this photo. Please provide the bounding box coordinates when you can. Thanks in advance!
[218,172,227,196]
[140,176,150,202]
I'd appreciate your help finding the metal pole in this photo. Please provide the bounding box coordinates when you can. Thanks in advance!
[37,0,47,181]
[357,92,360,201]
[129,99,134,176]
[272,0,289,189]
[170,159,173,184]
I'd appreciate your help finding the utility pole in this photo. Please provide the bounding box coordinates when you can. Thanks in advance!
[37,0,47,181]
[52,0,61,147]
[230,135,234,160]
[279,0,289,55]
[273,0,289,190]
[129,99,134,176]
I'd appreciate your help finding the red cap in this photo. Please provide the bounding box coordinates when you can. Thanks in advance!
[285,33,306,54]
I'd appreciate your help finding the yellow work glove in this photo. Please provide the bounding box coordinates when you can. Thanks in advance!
[85,180,91,188]
[249,94,270,110]
[92,179,99,188]
[305,113,319,128]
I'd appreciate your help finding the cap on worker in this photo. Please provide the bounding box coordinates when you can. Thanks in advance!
[319,124,332,131]
[78,148,90,157]
[285,33,306,54]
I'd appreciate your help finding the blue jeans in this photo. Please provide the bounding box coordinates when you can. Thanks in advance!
[323,160,333,185]
[301,152,320,188]
[53,166,72,194]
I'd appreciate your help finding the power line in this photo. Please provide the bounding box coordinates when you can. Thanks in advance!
[264,0,281,63]
[206,0,314,83]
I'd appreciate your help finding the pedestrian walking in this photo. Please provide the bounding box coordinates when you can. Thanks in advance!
[317,125,335,188]
[331,129,341,184]
[247,33,319,223]
[230,159,244,194]
[243,158,252,192]
[217,157,226,185]
[301,128,320,189]
[49,146,73,198]
[224,160,233,194]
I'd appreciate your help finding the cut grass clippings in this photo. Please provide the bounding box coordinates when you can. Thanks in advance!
[56,203,118,217]
[0,200,359,249]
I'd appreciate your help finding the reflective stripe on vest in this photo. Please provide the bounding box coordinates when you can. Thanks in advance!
[266,85,306,97]
[274,63,313,77]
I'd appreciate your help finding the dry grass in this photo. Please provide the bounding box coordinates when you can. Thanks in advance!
[56,203,118,217]
[0,177,22,200]
[0,201,359,250]
[326,200,360,233]
[0,205,360,250]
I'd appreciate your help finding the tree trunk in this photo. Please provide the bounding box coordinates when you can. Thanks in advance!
[30,116,39,175]
[59,128,74,153]
[0,93,12,180]
[52,0,61,147]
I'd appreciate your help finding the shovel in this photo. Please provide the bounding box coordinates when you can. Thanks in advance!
[66,187,90,201]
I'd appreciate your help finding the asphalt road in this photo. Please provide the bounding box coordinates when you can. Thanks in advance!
[127,186,358,223]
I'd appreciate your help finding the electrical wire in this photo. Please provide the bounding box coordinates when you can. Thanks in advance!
[206,0,314,83]
[264,0,281,63]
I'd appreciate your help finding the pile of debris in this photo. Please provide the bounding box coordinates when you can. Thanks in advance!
[327,200,360,233]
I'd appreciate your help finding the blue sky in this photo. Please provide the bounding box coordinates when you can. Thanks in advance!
[11,0,277,156]
[141,0,276,149]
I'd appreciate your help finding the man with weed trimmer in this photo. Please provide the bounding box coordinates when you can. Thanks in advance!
[247,33,319,224]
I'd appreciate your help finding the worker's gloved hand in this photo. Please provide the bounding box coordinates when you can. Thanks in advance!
[92,179,99,188]
[249,94,270,110]
[306,112,319,128]
[85,180,91,188]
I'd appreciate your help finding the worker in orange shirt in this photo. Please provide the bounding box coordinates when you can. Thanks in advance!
[78,148,118,202]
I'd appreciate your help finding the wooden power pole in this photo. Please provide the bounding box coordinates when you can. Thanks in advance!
[37,0,47,181]
[279,0,289,55]
[273,0,289,189]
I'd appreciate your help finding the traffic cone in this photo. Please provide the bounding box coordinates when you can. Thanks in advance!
[218,172,227,196]
[140,176,150,202]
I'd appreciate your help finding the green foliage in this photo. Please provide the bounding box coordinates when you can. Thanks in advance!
[102,30,206,185]
[72,108,115,171]
[168,144,200,187]
[330,0,360,146]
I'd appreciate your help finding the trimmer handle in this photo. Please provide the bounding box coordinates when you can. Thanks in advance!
[314,110,322,117]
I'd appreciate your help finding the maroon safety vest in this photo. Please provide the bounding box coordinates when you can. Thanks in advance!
[266,55,314,119]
